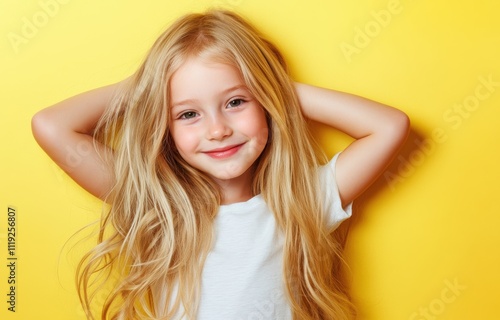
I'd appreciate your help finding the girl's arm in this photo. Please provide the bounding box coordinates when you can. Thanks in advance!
[295,83,410,206]
[31,82,122,200]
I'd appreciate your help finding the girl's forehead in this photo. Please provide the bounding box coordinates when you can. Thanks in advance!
[169,57,251,108]
[176,54,238,75]
[171,57,246,94]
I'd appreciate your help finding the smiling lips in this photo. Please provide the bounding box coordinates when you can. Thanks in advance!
[203,143,245,159]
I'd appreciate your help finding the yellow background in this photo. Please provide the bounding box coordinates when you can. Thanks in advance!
[1,0,499,319]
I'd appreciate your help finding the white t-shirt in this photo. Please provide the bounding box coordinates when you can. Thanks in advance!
[155,153,352,318]
[196,153,352,320]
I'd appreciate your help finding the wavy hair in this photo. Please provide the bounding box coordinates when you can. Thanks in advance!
[77,9,356,320]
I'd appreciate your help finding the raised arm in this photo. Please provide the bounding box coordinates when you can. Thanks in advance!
[295,83,410,206]
[31,82,122,200]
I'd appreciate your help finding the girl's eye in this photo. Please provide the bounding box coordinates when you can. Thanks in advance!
[179,111,198,119]
[227,99,244,108]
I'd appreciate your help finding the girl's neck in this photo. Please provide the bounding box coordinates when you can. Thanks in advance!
[221,188,254,205]
[214,170,254,205]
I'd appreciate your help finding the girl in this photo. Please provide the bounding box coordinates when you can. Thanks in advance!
[32,10,409,320]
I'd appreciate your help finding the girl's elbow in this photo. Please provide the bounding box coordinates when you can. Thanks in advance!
[378,110,410,148]
[396,110,411,133]
[389,111,411,145]
[32,111,46,138]
[31,110,57,147]
[31,111,45,140]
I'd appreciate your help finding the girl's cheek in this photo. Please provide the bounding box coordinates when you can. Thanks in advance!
[175,128,200,152]
[244,109,269,146]
[170,126,186,149]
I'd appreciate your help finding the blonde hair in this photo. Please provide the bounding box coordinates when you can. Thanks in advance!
[77,9,356,319]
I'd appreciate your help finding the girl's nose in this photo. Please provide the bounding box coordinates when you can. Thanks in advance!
[206,114,232,140]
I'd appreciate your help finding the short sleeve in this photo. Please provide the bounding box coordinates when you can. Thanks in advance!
[318,152,352,229]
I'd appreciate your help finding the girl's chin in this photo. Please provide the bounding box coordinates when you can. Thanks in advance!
[207,167,252,185]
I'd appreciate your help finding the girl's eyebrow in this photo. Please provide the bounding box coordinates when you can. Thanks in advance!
[171,85,249,109]
[171,98,198,109]
[221,84,248,95]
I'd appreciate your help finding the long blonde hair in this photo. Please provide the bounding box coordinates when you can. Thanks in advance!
[77,9,356,319]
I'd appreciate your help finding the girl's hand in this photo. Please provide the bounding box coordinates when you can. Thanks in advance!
[295,83,410,206]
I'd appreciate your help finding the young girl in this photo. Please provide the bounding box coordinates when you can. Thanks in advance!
[32,10,409,320]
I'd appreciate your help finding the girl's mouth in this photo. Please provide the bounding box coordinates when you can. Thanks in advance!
[203,143,245,159]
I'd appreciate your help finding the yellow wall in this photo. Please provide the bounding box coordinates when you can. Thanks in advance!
[1,0,499,319]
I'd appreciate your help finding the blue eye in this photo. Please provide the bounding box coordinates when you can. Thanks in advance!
[179,111,198,119]
[228,99,244,108]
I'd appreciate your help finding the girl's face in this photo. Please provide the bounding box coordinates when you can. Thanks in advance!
[169,56,268,193]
